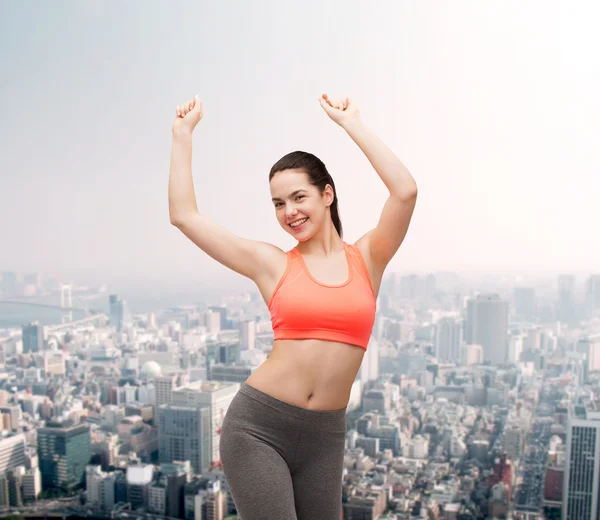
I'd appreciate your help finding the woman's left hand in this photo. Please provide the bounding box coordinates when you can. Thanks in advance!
[318,93,360,128]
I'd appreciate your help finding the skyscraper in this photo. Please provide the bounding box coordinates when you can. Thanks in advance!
[238,319,255,350]
[465,294,509,365]
[21,322,44,354]
[109,294,132,332]
[563,401,600,519]
[557,275,576,325]
[586,275,600,314]
[170,381,239,465]
[154,374,179,407]
[37,420,91,490]
[0,434,26,474]
[435,317,462,363]
[157,405,211,474]
[514,287,537,321]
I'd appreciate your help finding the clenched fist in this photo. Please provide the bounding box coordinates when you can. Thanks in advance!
[172,95,203,136]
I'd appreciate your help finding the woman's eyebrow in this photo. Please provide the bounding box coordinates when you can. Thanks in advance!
[271,189,307,202]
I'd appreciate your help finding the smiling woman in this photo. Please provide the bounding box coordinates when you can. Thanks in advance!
[268,151,343,240]
[168,92,417,519]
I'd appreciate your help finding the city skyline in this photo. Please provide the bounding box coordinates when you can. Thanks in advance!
[2,2,598,284]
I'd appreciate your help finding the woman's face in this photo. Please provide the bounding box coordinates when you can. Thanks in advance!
[269,169,333,240]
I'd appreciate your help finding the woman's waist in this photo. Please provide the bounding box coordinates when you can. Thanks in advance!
[245,339,364,410]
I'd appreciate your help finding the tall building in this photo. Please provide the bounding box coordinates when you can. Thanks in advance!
[154,375,179,407]
[435,317,462,363]
[238,320,255,350]
[358,338,379,384]
[22,322,44,354]
[557,274,576,325]
[575,336,600,374]
[37,420,91,490]
[126,464,154,510]
[86,465,115,510]
[204,310,221,334]
[514,287,536,321]
[508,334,524,364]
[461,344,483,366]
[109,294,132,332]
[563,400,600,519]
[160,462,192,519]
[157,405,211,474]
[170,381,239,466]
[586,275,600,313]
[208,306,229,330]
[399,274,436,301]
[465,294,509,365]
[206,341,240,366]
[0,434,26,474]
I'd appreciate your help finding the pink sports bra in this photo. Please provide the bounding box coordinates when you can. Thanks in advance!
[268,241,376,350]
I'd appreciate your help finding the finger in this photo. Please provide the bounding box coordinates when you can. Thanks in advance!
[176,105,181,117]
[322,93,331,106]
[318,97,332,112]
[187,100,193,112]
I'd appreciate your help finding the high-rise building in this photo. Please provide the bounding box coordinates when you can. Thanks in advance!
[435,317,462,363]
[0,434,26,474]
[171,381,239,466]
[154,375,179,407]
[508,334,524,364]
[461,344,483,366]
[563,400,600,519]
[358,338,379,384]
[206,341,240,366]
[208,306,229,330]
[157,405,211,474]
[109,294,132,332]
[465,294,509,365]
[204,311,221,334]
[557,275,576,325]
[22,322,44,354]
[160,461,192,519]
[37,420,91,490]
[575,336,600,374]
[238,320,255,350]
[398,274,436,301]
[586,275,600,313]
[514,287,537,321]
[126,464,154,510]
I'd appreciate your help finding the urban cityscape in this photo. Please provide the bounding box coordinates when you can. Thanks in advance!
[2,0,598,518]
[0,269,598,520]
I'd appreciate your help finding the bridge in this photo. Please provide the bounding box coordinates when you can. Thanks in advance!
[0,300,100,313]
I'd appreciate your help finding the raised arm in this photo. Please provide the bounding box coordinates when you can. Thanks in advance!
[319,94,418,272]
[169,95,282,282]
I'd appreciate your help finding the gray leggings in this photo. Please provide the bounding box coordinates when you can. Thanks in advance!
[219,382,347,520]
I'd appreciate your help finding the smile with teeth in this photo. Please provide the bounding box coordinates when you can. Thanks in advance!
[290,218,308,228]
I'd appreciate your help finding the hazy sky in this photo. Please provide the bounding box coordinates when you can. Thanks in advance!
[1,1,598,291]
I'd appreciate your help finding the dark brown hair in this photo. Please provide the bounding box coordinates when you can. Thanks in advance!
[268,151,343,238]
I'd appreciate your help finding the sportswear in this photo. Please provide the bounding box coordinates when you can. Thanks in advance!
[268,241,376,350]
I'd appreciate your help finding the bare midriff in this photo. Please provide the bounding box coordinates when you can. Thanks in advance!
[244,338,366,411]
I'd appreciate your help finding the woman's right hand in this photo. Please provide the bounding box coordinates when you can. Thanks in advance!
[172,94,203,136]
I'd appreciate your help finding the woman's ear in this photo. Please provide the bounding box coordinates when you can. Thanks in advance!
[323,184,335,207]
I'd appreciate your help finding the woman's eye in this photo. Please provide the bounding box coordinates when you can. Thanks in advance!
[296,195,305,201]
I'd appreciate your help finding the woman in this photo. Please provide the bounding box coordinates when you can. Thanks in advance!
[168,93,417,520]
